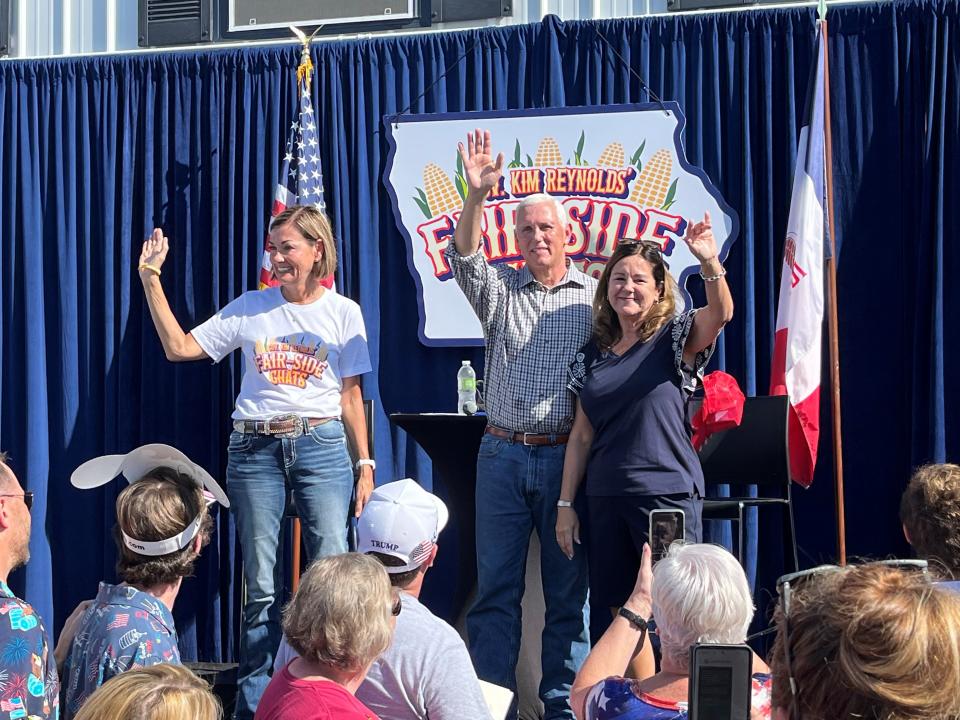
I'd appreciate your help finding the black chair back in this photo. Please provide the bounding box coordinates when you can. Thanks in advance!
[697,395,790,491]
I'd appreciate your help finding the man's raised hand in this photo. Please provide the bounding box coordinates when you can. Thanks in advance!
[458,128,505,198]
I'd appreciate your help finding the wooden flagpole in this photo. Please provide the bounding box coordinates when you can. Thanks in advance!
[820,15,847,566]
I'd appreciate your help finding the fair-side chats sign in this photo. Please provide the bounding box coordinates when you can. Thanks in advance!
[384,104,739,347]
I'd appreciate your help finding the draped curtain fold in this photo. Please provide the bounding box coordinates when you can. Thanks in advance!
[0,0,956,660]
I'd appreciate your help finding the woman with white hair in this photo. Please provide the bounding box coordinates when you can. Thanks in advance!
[255,553,398,720]
[570,543,771,720]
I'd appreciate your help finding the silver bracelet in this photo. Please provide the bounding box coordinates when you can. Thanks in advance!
[699,267,727,282]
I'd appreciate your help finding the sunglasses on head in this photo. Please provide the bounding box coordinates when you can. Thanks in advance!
[775,559,928,719]
[0,492,33,511]
[617,238,663,252]
[615,239,670,267]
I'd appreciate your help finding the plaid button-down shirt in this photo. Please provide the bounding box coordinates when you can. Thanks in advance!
[446,246,598,434]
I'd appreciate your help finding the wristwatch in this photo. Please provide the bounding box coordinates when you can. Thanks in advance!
[556,499,573,508]
[617,606,648,631]
[355,458,376,471]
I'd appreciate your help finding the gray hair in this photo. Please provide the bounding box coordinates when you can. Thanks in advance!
[282,553,394,672]
[651,543,754,671]
[515,193,568,227]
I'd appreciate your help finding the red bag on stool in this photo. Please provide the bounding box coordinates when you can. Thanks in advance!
[691,371,745,451]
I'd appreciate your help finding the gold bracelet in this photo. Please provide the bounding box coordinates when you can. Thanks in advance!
[138,263,162,276]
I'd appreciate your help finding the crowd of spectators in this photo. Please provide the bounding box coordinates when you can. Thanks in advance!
[2,447,959,720]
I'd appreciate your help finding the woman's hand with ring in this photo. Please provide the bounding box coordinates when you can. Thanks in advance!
[555,506,580,560]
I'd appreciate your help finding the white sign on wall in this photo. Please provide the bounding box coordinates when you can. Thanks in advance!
[384,104,739,346]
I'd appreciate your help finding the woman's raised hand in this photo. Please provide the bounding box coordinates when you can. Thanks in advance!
[683,211,719,263]
[623,543,654,618]
[139,228,169,276]
[458,129,504,198]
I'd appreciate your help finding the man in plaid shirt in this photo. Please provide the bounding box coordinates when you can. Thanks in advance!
[444,130,595,720]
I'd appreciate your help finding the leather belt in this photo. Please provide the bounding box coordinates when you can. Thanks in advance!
[485,426,570,446]
[233,414,334,439]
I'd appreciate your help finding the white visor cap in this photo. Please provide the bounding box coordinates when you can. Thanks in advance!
[70,443,229,507]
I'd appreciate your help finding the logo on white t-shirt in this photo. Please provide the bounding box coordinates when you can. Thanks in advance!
[253,335,330,388]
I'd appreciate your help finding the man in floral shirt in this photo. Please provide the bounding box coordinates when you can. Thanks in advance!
[61,445,226,719]
[0,452,59,719]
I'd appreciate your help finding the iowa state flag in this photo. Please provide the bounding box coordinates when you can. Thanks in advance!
[770,24,828,487]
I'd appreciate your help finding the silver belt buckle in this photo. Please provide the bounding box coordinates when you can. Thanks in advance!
[265,413,303,439]
[522,432,536,446]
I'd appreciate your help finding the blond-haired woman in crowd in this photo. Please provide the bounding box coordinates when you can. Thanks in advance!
[74,664,220,720]
[769,561,960,719]
[138,206,374,719]
[256,553,397,720]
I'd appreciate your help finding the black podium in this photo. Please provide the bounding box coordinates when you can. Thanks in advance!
[390,413,487,623]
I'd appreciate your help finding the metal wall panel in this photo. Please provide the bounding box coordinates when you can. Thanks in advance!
[8,0,878,58]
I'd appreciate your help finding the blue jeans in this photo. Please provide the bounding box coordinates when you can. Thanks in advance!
[467,434,590,720]
[226,420,354,720]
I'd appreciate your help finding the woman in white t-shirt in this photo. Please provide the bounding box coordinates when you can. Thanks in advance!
[137,205,374,720]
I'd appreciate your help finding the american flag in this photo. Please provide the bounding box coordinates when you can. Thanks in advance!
[106,613,129,630]
[259,44,333,289]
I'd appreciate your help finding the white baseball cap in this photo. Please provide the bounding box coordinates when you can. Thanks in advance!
[358,478,449,573]
[70,443,229,508]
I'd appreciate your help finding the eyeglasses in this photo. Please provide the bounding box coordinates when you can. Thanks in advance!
[391,593,403,617]
[0,492,33,511]
[775,559,928,719]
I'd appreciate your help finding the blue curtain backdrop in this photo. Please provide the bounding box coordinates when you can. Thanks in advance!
[0,0,956,660]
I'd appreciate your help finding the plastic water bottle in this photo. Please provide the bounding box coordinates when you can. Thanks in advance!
[457,361,477,415]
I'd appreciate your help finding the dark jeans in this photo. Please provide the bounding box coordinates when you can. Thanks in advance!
[467,434,590,720]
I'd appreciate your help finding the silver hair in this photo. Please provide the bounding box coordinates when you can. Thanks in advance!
[282,553,394,672]
[514,193,568,227]
[651,542,754,672]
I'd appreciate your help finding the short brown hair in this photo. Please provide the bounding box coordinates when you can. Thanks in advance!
[282,553,393,672]
[900,464,960,577]
[269,205,337,279]
[74,664,221,720]
[114,467,211,587]
[593,240,677,350]
[769,563,960,719]
[368,551,425,589]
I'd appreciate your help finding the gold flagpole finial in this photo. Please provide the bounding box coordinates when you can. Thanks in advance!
[290,25,323,91]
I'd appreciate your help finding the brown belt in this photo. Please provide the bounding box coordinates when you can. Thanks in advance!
[233,415,335,438]
[485,426,570,446]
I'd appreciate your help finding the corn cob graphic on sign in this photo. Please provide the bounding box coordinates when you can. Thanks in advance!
[630,148,674,208]
[385,105,737,346]
[422,163,463,216]
[597,142,626,168]
[534,138,563,167]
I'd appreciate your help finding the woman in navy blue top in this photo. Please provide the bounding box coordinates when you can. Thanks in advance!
[556,214,733,620]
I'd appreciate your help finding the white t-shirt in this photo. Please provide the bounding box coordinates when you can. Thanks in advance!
[191,287,371,420]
